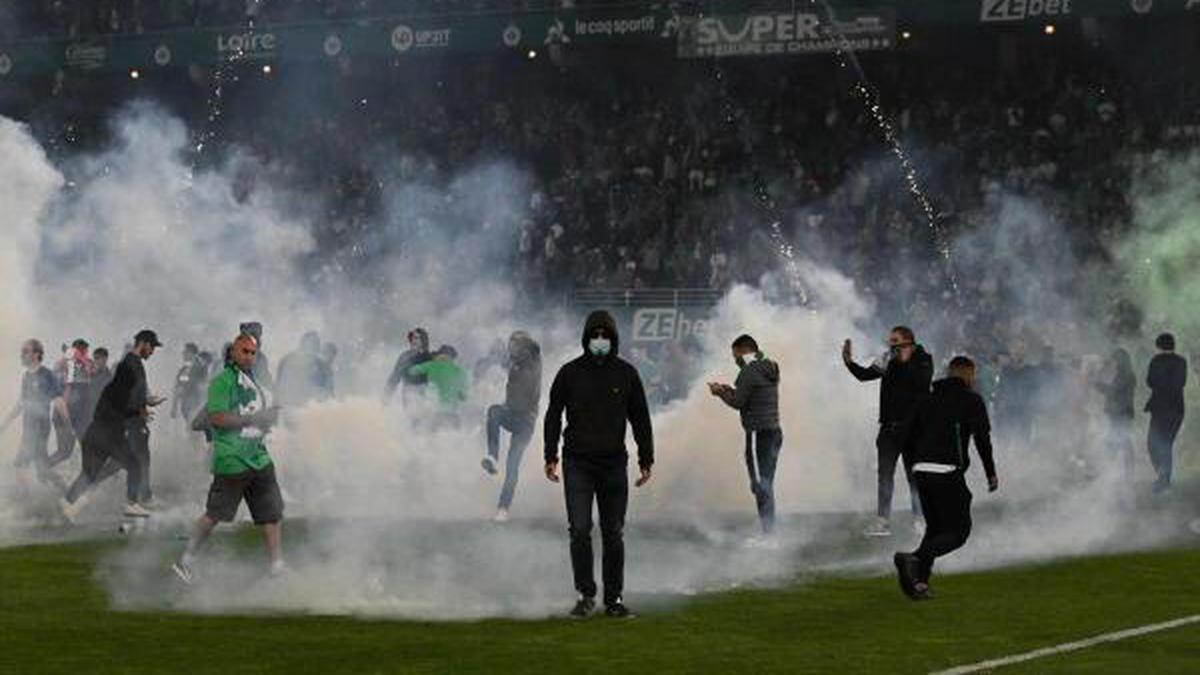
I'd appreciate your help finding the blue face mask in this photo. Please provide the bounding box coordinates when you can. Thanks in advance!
[588,337,612,357]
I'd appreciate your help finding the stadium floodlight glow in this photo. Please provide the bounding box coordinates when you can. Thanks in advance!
[901,31,912,40]
[130,69,140,80]
[527,49,537,60]
[1044,24,1056,35]
[262,64,273,75]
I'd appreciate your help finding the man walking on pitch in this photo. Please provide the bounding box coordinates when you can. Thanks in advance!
[63,330,166,519]
[843,326,932,536]
[545,310,654,619]
[1145,332,1186,494]
[173,333,283,583]
[1,339,69,492]
[894,356,998,600]
[482,331,542,522]
[709,334,783,540]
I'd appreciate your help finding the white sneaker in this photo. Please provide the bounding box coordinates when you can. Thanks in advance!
[492,508,510,523]
[481,456,498,476]
[268,560,288,578]
[58,498,80,524]
[912,518,926,537]
[742,534,780,550]
[171,560,194,585]
[123,502,152,518]
[863,516,892,538]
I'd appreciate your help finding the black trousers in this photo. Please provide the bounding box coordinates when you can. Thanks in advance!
[744,428,783,533]
[1147,413,1183,487]
[126,419,152,502]
[486,404,533,509]
[913,471,973,582]
[877,423,921,519]
[564,457,628,605]
[66,420,140,504]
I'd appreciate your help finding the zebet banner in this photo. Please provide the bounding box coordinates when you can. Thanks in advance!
[676,8,896,59]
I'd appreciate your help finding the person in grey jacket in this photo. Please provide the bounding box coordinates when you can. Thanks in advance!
[481,331,542,522]
[709,334,783,536]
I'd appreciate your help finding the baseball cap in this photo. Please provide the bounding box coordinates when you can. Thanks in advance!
[134,329,163,347]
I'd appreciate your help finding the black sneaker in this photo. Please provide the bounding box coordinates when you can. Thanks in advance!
[893,552,921,600]
[568,596,596,618]
[604,600,637,619]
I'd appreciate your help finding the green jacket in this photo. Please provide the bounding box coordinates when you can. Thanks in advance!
[408,359,468,407]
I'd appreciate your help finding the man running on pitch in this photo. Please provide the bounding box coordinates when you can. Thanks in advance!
[894,356,998,600]
[173,333,283,583]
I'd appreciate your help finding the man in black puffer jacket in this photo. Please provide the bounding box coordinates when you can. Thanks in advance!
[843,325,933,537]
[481,331,542,521]
[545,310,654,619]
[894,356,999,601]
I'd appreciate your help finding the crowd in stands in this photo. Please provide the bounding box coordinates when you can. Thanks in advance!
[4,14,1199,358]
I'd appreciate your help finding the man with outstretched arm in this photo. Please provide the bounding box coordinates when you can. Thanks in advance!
[545,310,654,619]
[894,356,998,600]
[842,326,933,537]
[173,333,283,583]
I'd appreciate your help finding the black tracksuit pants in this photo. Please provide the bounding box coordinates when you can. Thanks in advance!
[913,471,973,582]
[564,457,628,605]
[744,428,783,533]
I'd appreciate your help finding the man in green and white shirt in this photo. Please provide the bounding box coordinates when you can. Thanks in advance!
[173,334,283,583]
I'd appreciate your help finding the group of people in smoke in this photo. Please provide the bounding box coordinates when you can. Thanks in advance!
[2,311,1189,613]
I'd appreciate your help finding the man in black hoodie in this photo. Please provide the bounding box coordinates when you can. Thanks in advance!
[1145,332,1187,494]
[481,331,542,522]
[545,310,654,619]
[843,326,933,537]
[709,334,783,538]
[894,356,998,600]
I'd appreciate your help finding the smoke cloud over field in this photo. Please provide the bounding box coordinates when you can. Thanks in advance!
[0,105,1195,619]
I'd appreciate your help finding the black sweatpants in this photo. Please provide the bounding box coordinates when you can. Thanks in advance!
[877,423,921,519]
[1147,413,1183,488]
[912,471,973,582]
[744,428,783,533]
[66,420,140,504]
[486,404,533,509]
[564,457,628,605]
[126,419,152,502]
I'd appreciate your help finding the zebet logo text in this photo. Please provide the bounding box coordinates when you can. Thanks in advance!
[980,0,1072,21]
[631,308,708,343]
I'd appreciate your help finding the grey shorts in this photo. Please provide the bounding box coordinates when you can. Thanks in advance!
[205,464,284,525]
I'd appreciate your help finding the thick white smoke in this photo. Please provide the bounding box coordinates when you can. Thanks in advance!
[0,105,1195,619]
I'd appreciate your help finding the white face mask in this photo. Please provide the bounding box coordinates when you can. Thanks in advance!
[588,337,612,357]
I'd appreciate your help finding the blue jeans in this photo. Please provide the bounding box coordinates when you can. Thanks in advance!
[486,405,533,509]
[1148,413,1183,489]
[745,428,783,533]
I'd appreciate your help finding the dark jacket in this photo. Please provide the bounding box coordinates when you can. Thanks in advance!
[1096,365,1136,421]
[721,356,781,431]
[93,352,147,426]
[384,349,432,399]
[904,377,997,479]
[846,345,933,424]
[505,336,542,419]
[1145,352,1187,416]
[544,310,654,469]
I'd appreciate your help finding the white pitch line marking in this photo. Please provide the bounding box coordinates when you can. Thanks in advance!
[930,614,1200,674]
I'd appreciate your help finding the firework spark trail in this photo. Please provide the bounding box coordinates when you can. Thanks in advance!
[702,5,811,307]
[813,0,962,301]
